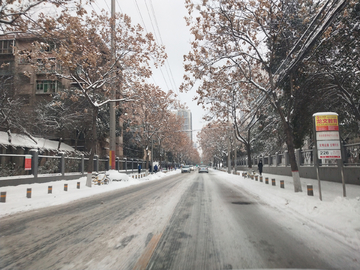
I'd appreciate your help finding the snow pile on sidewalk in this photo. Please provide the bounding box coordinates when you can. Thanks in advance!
[218,169,360,251]
[0,170,180,218]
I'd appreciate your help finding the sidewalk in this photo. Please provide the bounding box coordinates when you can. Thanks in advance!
[0,170,181,218]
[219,169,360,252]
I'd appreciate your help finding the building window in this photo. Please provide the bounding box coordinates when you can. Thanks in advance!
[36,58,60,74]
[0,40,14,54]
[36,80,58,94]
[40,41,55,52]
[18,51,30,64]
[45,42,55,52]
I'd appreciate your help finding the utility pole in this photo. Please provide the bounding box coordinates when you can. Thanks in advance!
[109,0,116,169]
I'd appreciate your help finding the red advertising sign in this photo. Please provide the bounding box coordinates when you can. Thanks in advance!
[24,155,32,170]
[315,114,339,131]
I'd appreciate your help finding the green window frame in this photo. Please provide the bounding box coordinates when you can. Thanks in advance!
[36,80,57,94]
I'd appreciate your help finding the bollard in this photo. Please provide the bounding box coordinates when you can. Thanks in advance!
[265,177,269,184]
[255,175,258,181]
[77,182,80,189]
[48,186,52,194]
[272,179,276,186]
[132,175,134,178]
[0,191,6,203]
[64,184,68,191]
[280,180,285,189]
[307,185,314,196]
[98,180,101,185]
[251,175,254,180]
[27,188,31,198]
[260,176,263,182]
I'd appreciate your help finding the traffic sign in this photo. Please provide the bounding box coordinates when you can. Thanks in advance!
[318,150,341,159]
[317,140,341,150]
[316,131,339,141]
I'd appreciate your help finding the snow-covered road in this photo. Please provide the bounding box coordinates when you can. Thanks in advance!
[0,169,359,269]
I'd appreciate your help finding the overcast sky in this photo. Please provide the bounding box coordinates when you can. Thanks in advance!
[91,0,206,143]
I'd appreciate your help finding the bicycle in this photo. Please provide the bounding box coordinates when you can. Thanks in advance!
[92,172,110,185]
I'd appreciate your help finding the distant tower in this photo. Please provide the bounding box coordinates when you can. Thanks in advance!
[176,109,192,142]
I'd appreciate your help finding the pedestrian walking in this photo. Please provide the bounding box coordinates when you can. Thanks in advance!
[258,160,263,176]
[138,164,141,174]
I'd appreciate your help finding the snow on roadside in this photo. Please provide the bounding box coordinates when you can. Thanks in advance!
[0,170,181,218]
[218,169,360,251]
[1,168,359,252]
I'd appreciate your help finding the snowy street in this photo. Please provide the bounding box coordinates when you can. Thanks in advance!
[0,169,359,269]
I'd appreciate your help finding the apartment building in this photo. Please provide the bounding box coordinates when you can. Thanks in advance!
[0,33,86,150]
[0,34,72,108]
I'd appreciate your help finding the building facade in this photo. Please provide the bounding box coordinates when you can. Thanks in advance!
[175,109,193,142]
[0,34,123,158]
[0,34,71,108]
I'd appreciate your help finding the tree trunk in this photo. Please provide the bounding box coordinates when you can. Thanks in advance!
[145,146,149,171]
[86,107,98,187]
[159,141,162,169]
[246,143,252,169]
[233,147,237,174]
[270,71,302,192]
[284,124,302,192]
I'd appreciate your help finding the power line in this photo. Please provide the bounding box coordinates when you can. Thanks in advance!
[148,0,179,93]
[95,1,178,95]
[115,0,123,14]
[143,0,173,91]
[90,1,101,15]
[143,0,160,42]
[131,0,172,93]
[134,0,148,33]
[102,0,111,12]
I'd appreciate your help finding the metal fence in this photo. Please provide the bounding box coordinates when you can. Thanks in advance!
[237,142,360,167]
[233,143,360,185]
[0,150,147,178]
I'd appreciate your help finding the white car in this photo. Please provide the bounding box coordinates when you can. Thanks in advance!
[181,165,191,173]
[198,165,209,173]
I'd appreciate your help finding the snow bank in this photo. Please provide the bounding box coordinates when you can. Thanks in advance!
[0,170,180,218]
[219,169,360,251]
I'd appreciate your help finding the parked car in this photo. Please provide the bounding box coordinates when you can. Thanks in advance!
[181,165,191,173]
[198,165,209,173]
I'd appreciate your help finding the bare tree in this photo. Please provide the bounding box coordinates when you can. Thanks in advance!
[183,0,348,192]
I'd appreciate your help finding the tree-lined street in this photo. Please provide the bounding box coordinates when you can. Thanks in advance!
[1,1,359,268]
[1,170,358,270]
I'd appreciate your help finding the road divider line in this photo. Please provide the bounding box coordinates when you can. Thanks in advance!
[132,233,163,270]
